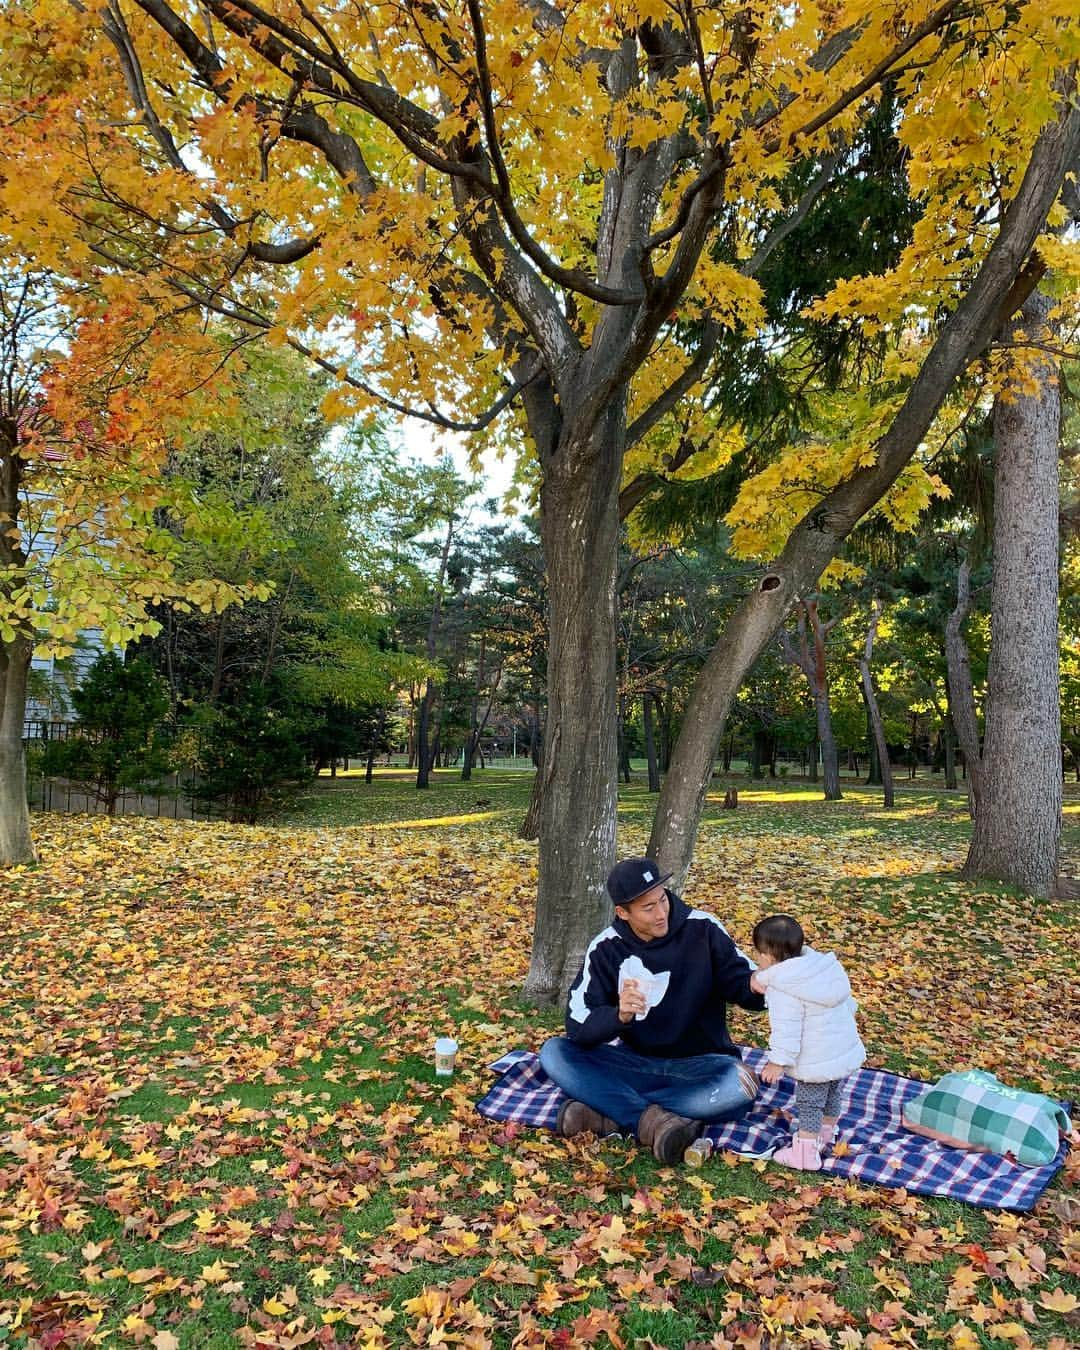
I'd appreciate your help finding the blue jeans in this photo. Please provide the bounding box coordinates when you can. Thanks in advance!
[539,1036,758,1134]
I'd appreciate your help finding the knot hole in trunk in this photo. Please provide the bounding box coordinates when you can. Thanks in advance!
[759,573,782,593]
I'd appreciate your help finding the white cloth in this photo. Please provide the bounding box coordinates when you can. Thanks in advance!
[616,955,671,1021]
[755,947,866,1083]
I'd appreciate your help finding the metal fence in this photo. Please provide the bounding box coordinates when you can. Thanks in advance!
[22,720,210,820]
[32,772,207,820]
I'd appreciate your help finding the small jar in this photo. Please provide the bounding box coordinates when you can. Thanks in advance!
[684,1136,714,1168]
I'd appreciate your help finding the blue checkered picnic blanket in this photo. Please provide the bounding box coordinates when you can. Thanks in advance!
[476,1046,1071,1212]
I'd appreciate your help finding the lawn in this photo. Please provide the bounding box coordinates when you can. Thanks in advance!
[1,774,1077,1348]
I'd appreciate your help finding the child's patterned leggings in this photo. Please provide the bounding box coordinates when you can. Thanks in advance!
[795,1079,845,1134]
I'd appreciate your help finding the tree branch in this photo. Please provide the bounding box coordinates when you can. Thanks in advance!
[624,318,719,450]
[760,0,965,154]
[743,147,844,277]
[464,0,643,306]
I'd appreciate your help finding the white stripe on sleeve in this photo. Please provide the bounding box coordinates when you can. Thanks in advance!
[568,926,619,1024]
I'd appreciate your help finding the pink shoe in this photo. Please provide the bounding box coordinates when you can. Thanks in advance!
[818,1124,836,1150]
[773,1135,822,1170]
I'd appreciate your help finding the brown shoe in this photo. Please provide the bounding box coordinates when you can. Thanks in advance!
[555,1099,621,1138]
[637,1104,704,1164]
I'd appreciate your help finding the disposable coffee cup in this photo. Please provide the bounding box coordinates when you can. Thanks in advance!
[434,1037,458,1077]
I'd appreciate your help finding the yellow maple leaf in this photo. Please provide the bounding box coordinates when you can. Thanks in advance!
[1038,1289,1079,1313]
[201,1260,229,1285]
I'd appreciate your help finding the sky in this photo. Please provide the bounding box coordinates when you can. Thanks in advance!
[398,417,520,518]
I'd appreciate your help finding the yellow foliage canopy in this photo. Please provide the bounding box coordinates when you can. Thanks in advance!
[2,0,1076,490]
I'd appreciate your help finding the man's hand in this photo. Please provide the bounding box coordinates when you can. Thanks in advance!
[618,977,648,1023]
[760,1061,786,1084]
[750,973,767,995]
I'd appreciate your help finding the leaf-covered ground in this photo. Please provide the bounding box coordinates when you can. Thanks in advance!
[2,773,1078,1349]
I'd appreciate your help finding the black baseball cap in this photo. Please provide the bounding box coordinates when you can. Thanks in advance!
[606,857,672,907]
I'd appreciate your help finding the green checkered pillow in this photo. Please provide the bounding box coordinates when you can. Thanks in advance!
[902,1070,1070,1167]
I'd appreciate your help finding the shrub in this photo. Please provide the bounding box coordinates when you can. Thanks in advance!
[184,681,313,823]
[39,652,173,813]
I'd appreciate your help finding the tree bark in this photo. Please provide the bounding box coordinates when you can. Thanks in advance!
[416,515,455,790]
[365,706,386,785]
[523,405,622,1005]
[943,712,958,791]
[643,102,1080,892]
[519,766,542,840]
[945,556,984,817]
[0,411,35,865]
[209,612,227,704]
[464,644,502,781]
[644,691,660,793]
[529,686,542,768]
[964,289,1062,895]
[406,689,418,770]
[617,694,632,783]
[816,694,842,801]
[865,708,882,785]
[860,600,894,808]
[0,635,35,865]
[908,711,919,778]
[658,692,673,773]
[520,704,543,839]
[462,633,484,781]
[779,600,842,800]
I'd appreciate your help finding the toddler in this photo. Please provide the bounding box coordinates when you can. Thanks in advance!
[751,914,865,1170]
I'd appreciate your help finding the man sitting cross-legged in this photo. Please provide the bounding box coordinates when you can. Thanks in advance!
[539,857,765,1165]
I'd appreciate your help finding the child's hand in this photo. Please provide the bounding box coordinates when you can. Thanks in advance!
[750,973,766,995]
[760,1062,786,1084]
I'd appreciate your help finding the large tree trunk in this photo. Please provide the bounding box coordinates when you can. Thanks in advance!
[523,406,622,1005]
[642,104,1080,892]
[860,600,895,808]
[964,289,1062,894]
[0,636,35,865]
[945,556,984,817]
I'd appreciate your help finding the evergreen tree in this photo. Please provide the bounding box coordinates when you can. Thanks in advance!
[40,652,172,814]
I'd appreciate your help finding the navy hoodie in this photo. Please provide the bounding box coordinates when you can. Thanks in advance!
[564,893,765,1058]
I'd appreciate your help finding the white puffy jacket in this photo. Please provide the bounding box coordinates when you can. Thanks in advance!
[756,947,866,1083]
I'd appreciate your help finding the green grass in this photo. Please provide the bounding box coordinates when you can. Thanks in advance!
[1,774,1077,1347]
